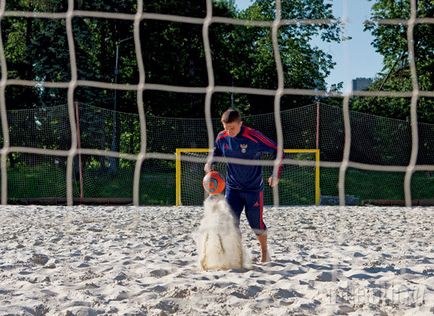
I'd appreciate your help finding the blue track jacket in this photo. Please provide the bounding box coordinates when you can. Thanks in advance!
[212,125,283,191]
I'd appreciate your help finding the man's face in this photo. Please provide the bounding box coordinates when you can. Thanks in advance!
[222,121,242,137]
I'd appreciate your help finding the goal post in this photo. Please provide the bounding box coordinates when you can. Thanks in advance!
[175,148,210,206]
[176,148,320,206]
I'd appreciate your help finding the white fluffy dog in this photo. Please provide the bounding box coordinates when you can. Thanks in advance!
[196,194,249,271]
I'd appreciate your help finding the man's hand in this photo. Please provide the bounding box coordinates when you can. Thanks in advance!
[268,176,279,187]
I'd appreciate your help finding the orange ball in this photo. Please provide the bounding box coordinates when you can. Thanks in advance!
[202,171,225,195]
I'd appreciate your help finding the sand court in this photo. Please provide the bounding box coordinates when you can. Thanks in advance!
[0,205,433,315]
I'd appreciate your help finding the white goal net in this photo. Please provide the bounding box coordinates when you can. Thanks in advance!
[0,0,433,206]
[0,2,433,315]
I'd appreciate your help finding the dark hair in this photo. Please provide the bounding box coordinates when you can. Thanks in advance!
[221,108,241,123]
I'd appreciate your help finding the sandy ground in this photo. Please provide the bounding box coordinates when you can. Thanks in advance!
[0,205,433,315]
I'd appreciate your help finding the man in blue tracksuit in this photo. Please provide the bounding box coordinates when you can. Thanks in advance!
[205,108,283,263]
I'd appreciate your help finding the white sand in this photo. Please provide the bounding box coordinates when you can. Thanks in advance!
[0,205,433,315]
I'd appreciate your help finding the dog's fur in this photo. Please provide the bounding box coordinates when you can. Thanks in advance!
[196,195,248,271]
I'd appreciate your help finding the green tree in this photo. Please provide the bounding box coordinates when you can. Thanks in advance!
[3,0,341,116]
[210,0,341,114]
[2,0,342,156]
[352,0,434,123]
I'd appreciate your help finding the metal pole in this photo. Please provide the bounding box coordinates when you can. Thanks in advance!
[74,101,84,200]
[110,36,133,173]
[111,42,119,149]
[109,42,120,173]
[112,37,132,156]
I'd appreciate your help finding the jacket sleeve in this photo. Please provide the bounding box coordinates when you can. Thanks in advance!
[251,130,284,178]
[208,136,223,170]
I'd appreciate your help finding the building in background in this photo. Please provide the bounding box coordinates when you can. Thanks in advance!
[352,77,373,91]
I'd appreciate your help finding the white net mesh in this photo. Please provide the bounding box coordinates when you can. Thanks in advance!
[0,0,433,206]
[1,4,433,315]
[3,102,433,205]
[177,150,318,206]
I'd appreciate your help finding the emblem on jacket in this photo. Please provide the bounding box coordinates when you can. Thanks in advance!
[240,144,248,153]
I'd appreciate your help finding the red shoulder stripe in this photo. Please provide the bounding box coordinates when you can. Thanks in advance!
[242,127,259,143]
[250,130,277,149]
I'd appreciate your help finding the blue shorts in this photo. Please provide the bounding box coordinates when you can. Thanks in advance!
[225,187,267,235]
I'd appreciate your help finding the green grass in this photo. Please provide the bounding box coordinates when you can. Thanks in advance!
[140,172,176,205]
[7,165,175,205]
[8,164,69,198]
[5,164,434,205]
[321,168,434,201]
[263,170,317,205]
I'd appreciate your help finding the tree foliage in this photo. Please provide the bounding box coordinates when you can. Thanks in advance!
[210,0,341,114]
[2,0,341,116]
[352,0,434,123]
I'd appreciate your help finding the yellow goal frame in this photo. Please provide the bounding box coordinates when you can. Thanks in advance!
[175,148,320,206]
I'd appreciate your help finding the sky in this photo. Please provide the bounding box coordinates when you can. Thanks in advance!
[234,0,384,92]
